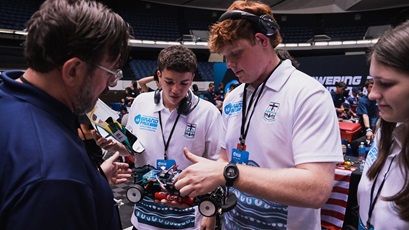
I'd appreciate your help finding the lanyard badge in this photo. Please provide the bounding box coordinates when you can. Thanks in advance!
[231,143,249,164]
[156,159,176,170]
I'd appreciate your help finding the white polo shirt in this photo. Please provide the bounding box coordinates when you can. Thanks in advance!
[126,90,221,230]
[358,124,409,229]
[221,59,343,230]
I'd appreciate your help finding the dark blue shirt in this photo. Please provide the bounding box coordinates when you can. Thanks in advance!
[203,90,216,105]
[357,95,378,129]
[0,71,121,230]
[330,90,345,108]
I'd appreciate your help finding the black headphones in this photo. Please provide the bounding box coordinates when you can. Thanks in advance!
[154,89,199,115]
[154,88,161,104]
[218,10,280,37]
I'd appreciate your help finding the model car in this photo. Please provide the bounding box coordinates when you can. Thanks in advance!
[126,164,237,217]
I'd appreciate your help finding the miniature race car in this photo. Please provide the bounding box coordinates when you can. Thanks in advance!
[126,164,237,217]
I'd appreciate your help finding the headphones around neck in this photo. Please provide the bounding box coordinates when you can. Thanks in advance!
[154,89,199,115]
[218,10,280,37]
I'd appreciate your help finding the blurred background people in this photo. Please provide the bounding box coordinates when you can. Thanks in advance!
[202,82,216,105]
[138,68,160,93]
[331,81,347,117]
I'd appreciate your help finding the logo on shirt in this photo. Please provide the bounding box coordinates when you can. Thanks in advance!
[184,123,196,140]
[224,101,242,116]
[134,114,159,132]
[263,102,280,122]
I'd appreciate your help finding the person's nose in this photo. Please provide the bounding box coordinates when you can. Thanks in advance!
[368,85,378,101]
[172,84,182,94]
[226,58,236,69]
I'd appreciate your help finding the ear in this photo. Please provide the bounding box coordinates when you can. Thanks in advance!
[255,33,269,47]
[157,70,162,79]
[61,58,87,88]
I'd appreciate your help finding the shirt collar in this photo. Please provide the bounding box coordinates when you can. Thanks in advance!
[1,70,78,134]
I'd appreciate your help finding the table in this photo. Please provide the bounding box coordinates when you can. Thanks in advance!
[321,164,362,230]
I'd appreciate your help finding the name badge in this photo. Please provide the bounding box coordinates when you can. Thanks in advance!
[156,159,176,170]
[231,148,249,164]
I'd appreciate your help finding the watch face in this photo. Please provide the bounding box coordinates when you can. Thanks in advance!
[226,165,238,178]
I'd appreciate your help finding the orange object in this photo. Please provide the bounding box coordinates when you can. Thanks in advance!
[339,122,362,142]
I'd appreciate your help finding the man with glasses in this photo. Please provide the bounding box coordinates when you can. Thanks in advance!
[0,0,132,229]
[94,63,124,87]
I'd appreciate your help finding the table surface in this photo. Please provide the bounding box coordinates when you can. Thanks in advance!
[321,157,362,230]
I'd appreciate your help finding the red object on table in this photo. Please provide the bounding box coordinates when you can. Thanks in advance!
[154,192,195,206]
[321,166,357,230]
[339,122,361,142]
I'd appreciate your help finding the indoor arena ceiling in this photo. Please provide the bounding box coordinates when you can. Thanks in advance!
[140,0,409,14]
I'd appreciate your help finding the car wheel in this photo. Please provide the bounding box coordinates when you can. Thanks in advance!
[126,184,145,203]
[198,198,217,217]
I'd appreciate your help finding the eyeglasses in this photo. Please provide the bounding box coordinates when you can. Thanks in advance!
[94,64,123,87]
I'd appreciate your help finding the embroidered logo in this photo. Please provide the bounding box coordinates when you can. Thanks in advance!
[263,102,280,122]
[184,123,196,140]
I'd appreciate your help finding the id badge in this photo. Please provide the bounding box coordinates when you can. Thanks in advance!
[231,148,249,164]
[156,159,176,170]
[358,218,374,230]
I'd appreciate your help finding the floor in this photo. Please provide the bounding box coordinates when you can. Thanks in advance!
[111,180,134,230]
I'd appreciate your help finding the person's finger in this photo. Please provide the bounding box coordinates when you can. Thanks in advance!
[114,162,129,170]
[183,147,200,163]
[105,151,120,164]
[117,173,132,179]
[115,178,128,184]
[91,129,101,141]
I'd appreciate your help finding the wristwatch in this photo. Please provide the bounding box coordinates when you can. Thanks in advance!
[224,162,239,187]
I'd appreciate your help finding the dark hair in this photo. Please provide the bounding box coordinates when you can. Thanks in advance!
[275,48,300,68]
[24,0,131,73]
[157,45,197,73]
[365,79,374,88]
[153,68,159,82]
[367,20,409,221]
[335,81,346,88]
[192,84,199,92]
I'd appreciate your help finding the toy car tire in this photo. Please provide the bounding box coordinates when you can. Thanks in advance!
[198,197,218,217]
[126,184,145,203]
[222,192,237,213]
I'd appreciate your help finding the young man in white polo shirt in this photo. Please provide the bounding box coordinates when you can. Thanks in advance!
[95,45,221,229]
[174,1,343,229]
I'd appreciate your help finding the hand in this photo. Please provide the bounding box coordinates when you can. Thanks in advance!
[366,130,374,141]
[92,130,128,155]
[100,152,132,185]
[200,216,217,230]
[174,147,226,198]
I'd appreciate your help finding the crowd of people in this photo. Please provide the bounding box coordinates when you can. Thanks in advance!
[1,0,409,230]
[330,78,380,153]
